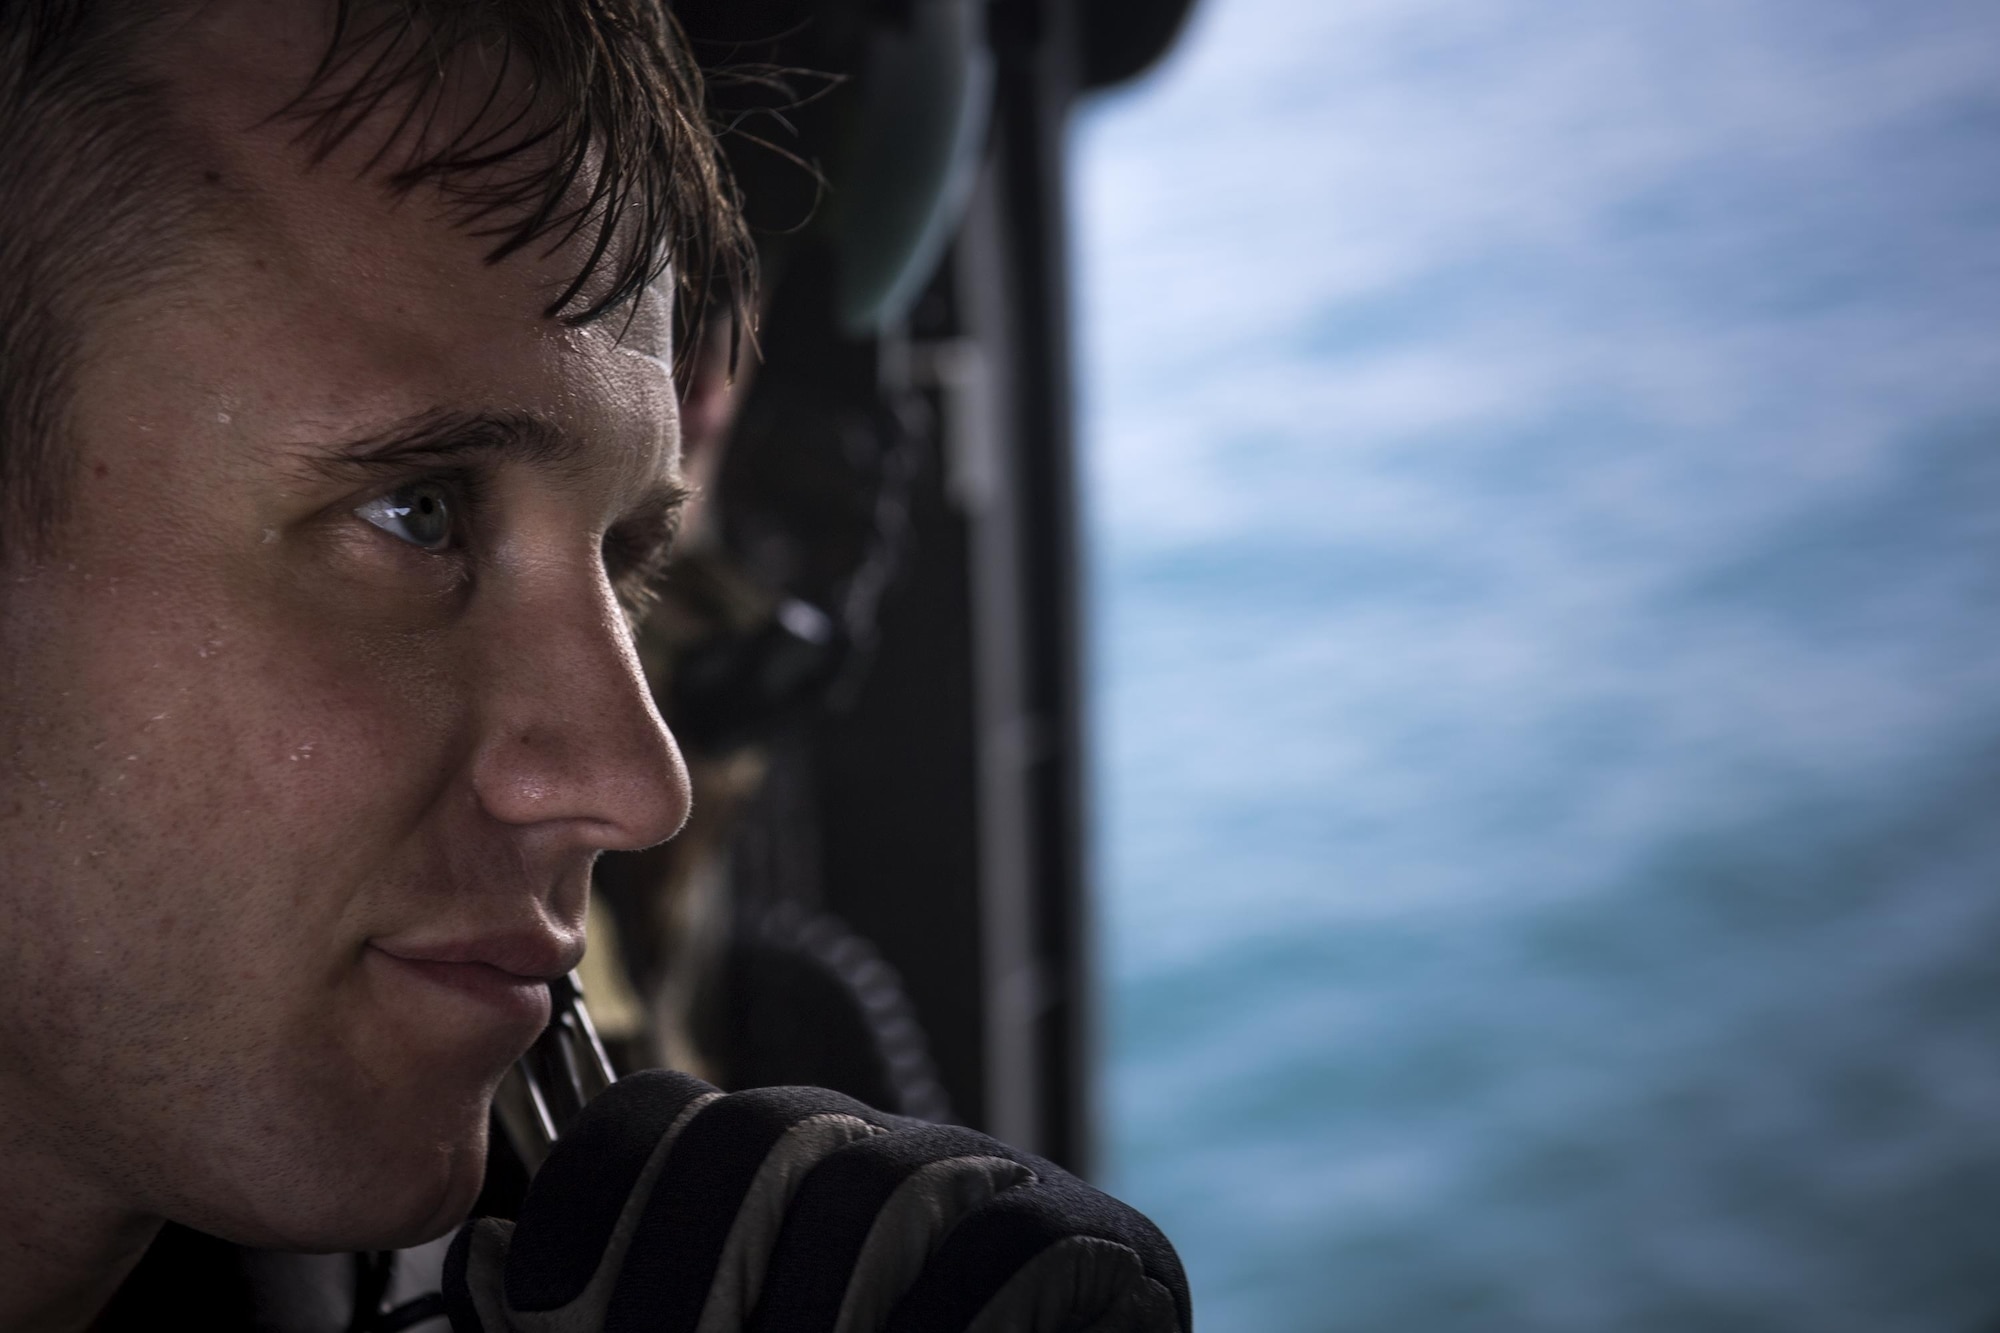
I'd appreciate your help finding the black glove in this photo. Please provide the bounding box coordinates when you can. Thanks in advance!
[443,1069,1189,1332]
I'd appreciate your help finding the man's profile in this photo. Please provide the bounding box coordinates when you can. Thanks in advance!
[0,4,1186,1330]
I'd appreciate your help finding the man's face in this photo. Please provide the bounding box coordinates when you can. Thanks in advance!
[0,10,690,1249]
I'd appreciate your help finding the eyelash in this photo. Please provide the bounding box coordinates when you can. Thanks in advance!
[362,469,678,624]
[602,512,680,623]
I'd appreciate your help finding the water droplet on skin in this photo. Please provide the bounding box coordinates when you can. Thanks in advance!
[262,528,278,544]
[217,411,231,424]
[290,742,316,762]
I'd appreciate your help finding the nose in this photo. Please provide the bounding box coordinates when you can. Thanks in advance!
[468,573,690,853]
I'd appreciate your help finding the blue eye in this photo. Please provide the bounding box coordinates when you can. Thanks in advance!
[355,481,454,550]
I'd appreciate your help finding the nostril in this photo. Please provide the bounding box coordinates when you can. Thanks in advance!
[470,690,688,851]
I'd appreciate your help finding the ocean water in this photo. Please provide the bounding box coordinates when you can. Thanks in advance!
[1072,2,2000,1330]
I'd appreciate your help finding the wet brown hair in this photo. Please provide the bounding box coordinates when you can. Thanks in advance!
[0,0,754,555]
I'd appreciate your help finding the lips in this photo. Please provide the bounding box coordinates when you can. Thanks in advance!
[373,928,582,980]
[368,927,582,1032]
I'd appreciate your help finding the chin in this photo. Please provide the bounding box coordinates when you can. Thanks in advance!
[352,1134,489,1250]
[191,1088,495,1254]
[319,1099,494,1251]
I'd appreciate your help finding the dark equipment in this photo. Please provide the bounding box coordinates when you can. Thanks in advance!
[621,0,1198,1176]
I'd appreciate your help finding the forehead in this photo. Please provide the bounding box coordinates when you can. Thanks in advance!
[123,0,675,440]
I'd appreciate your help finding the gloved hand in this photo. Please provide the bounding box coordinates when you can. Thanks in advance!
[442,1069,1189,1333]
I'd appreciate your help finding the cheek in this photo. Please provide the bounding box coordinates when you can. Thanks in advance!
[0,570,489,1216]
[126,629,467,900]
[2,578,471,994]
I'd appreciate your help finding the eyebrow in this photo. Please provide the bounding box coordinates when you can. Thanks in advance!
[306,407,588,482]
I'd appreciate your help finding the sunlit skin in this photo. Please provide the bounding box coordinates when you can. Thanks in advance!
[0,6,692,1329]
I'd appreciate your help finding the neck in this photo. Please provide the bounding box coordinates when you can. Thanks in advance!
[0,1119,160,1333]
